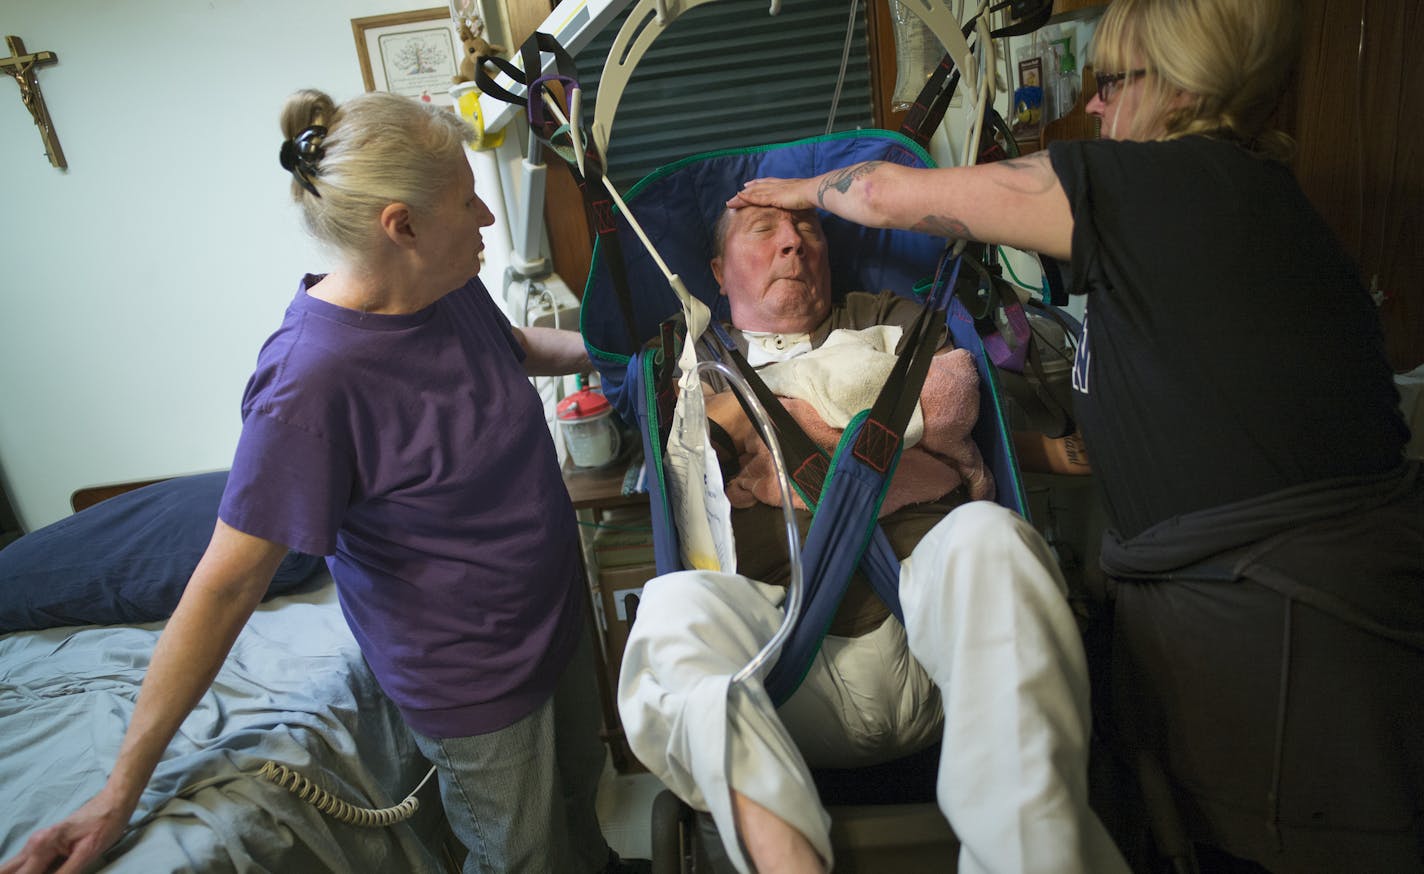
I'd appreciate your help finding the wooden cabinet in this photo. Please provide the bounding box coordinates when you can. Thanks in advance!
[1044,69,1099,145]
[1287,0,1422,371]
[1052,0,1107,15]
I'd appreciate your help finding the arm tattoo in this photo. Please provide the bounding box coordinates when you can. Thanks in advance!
[989,153,1058,195]
[912,215,975,240]
[817,161,884,207]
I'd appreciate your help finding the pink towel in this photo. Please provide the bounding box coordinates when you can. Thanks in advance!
[726,348,994,514]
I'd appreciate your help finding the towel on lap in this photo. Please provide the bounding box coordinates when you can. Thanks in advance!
[757,325,926,446]
[727,330,992,514]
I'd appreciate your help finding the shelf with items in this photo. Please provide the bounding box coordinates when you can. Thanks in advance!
[1037,65,1101,149]
[562,457,654,774]
[1012,66,1100,154]
[1009,1,1105,154]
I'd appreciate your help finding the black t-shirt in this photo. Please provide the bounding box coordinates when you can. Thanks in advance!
[1049,136,1407,538]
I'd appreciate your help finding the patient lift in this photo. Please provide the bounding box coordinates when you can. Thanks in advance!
[477,1,1061,869]
[570,135,1016,874]
[492,4,1042,689]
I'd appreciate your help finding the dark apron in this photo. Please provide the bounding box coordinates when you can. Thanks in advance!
[1101,462,1424,872]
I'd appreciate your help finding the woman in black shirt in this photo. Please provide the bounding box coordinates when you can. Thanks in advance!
[729,0,1421,870]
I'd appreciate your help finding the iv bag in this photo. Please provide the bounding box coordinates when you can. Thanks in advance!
[890,0,942,113]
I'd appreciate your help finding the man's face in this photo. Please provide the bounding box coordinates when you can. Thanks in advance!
[712,206,832,333]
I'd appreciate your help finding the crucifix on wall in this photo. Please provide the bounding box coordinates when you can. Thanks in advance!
[1,35,67,169]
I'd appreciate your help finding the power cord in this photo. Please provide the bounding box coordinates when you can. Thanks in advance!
[258,761,437,828]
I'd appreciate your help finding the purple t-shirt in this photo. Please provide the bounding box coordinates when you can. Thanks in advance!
[219,275,585,738]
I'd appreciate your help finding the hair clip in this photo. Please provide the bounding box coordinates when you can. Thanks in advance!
[279,124,328,197]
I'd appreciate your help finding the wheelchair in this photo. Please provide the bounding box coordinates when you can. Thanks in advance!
[648,742,958,873]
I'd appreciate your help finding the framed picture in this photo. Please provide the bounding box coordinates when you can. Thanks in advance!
[352,8,460,107]
[1018,57,1043,90]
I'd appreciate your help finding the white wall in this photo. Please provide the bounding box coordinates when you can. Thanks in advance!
[0,0,450,531]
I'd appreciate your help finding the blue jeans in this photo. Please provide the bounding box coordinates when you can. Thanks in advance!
[412,627,610,874]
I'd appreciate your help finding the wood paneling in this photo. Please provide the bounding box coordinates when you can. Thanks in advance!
[1289,0,1422,371]
[866,0,908,132]
[545,158,594,297]
[503,0,555,45]
[500,0,595,297]
[1052,0,1107,14]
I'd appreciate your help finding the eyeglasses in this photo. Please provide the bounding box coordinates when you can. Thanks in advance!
[1094,69,1147,103]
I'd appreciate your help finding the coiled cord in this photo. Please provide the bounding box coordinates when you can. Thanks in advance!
[258,761,436,828]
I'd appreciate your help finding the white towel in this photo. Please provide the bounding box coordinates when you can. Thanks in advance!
[756,326,924,447]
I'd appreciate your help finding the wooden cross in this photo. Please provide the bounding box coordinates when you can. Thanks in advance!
[1,35,66,169]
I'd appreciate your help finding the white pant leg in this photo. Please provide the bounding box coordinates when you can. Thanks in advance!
[617,570,833,873]
[778,613,943,771]
[899,501,1129,874]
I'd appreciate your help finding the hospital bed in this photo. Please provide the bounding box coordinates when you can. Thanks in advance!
[0,473,453,873]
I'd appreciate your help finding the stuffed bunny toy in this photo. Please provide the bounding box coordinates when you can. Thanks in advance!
[453,19,506,84]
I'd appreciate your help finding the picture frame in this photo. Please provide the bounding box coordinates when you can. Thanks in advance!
[1018,57,1043,90]
[352,8,460,107]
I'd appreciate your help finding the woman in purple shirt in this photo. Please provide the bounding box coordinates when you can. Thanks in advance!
[2,90,643,874]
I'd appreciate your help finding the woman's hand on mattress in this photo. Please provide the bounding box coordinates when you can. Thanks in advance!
[2,523,288,874]
[0,788,135,874]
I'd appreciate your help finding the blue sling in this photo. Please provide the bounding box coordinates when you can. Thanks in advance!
[580,130,1028,704]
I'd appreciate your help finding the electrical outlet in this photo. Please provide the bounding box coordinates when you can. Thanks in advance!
[506,274,581,329]
[611,587,644,622]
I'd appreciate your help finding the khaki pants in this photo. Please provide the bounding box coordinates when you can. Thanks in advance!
[618,501,1128,874]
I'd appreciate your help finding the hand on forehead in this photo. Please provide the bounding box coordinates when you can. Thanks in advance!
[727,204,822,229]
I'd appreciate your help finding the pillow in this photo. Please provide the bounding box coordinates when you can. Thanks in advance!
[0,471,324,634]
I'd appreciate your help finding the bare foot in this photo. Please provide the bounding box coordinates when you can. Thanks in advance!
[731,790,826,873]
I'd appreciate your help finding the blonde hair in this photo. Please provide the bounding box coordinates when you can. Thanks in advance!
[1091,0,1300,159]
[279,89,474,257]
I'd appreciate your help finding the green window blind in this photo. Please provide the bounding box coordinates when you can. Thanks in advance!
[573,0,874,189]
